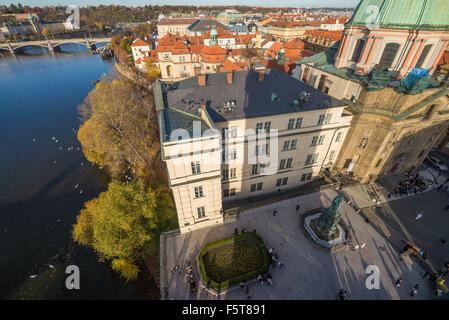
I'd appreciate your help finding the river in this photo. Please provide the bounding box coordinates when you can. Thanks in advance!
[0,45,159,299]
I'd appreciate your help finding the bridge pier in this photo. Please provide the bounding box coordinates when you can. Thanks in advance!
[47,41,54,53]
[7,43,15,55]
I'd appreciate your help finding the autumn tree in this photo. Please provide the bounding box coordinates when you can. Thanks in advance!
[77,76,165,185]
[72,180,177,281]
[240,47,262,67]
[145,59,160,80]
[41,27,50,39]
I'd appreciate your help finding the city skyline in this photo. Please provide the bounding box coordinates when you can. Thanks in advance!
[2,0,359,8]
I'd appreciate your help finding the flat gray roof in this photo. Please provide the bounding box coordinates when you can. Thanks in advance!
[164,69,345,122]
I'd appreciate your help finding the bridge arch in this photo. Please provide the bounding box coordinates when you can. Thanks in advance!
[12,44,52,52]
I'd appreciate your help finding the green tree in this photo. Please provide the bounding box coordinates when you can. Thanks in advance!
[72,180,177,281]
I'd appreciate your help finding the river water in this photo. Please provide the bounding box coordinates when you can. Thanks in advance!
[0,45,159,299]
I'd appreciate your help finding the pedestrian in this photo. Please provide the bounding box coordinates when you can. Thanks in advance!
[240,281,245,290]
[273,208,278,216]
[410,284,419,297]
[356,209,361,214]
[170,266,176,274]
[279,260,284,269]
[257,274,264,285]
[395,278,402,287]
[175,265,180,273]
[360,242,366,249]
[268,248,273,255]
[245,286,249,295]
[296,204,300,211]
[338,288,347,300]
[415,211,423,220]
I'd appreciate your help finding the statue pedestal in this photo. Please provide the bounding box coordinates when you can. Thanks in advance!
[304,213,346,249]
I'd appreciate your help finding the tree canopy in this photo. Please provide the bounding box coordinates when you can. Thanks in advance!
[73,180,177,281]
[77,76,165,185]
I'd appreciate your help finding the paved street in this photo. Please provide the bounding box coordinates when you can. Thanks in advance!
[363,192,449,272]
[161,189,433,300]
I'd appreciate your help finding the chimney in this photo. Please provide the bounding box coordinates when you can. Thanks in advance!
[258,69,265,82]
[226,71,233,84]
[198,74,206,86]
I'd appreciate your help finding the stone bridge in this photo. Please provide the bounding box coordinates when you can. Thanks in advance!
[0,37,111,54]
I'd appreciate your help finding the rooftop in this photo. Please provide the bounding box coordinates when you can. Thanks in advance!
[347,0,449,31]
[163,69,345,123]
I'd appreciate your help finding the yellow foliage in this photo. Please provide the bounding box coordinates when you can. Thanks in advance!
[111,259,139,281]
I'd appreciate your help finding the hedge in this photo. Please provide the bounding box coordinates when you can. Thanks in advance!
[198,233,271,292]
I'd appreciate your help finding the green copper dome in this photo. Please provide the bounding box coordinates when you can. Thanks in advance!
[347,0,449,31]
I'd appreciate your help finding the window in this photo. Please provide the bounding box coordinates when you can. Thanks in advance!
[329,150,336,160]
[229,149,237,160]
[230,168,236,179]
[222,169,229,180]
[250,183,263,192]
[286,158,293,168]
[230,127,238,138]
[288,119,295,130]
[264,122,271,131]
[222,128,227,140]
[230,188,236,196]
[223,189,229,197]
[255,144,268,156]
[276,178,282,187]
[375,159,383,168]
[378,43,400,68]
[191,161,201,174]
[283,141,290,151]
[290,139,298,150]
[256,122,263,133]
[317,114,325,125]
[336,132,343,142]
[351,39,365,62]
[301,173,313,181]
[279,159,286,170]
[306,154,319,165]
[295,117,303,129]
[194,186,204,198]
[311,136,324,146]
[423,104,436,121]
[318,135,325,145]
[197,206,206,218]
[324,114,332,124]
[252,164,266,175]
[415,44,432,69]
[282,177,288,185]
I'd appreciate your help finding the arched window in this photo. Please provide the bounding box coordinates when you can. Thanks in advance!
[415,44,432,69]
[351,39,365,62]
[378,43,400,68]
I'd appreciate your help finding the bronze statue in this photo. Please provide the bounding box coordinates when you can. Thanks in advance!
[318,193,344,234]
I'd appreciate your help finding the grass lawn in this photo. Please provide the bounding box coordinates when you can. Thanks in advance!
[198,233,271,291]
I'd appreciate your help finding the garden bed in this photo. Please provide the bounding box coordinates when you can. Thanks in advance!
[198,233,270,292]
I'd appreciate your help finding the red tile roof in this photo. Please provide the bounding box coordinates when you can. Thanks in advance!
[131,38,151,47]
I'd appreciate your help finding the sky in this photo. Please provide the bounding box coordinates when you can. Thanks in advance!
[0,0,360,8]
